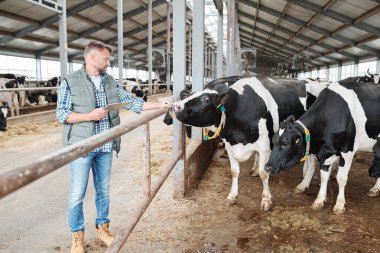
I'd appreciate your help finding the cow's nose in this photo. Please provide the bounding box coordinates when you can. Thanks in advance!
[172,104,182,113]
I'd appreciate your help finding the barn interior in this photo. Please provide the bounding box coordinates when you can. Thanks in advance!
[0,1,380,252]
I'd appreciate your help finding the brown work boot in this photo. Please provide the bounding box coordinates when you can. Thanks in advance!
[96,223,114,247]
[71,231,85,253]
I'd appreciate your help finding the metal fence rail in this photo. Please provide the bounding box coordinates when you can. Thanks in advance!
[0,107,168,198]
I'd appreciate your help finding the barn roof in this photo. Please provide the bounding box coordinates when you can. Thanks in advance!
[0,0,379,70]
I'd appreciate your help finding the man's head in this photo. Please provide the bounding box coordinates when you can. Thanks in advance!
[84,40,113,74]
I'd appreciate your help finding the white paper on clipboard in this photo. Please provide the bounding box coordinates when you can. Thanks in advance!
[103,102,130,111]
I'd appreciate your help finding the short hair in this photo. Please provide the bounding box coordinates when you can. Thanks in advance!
[84,40,112,57]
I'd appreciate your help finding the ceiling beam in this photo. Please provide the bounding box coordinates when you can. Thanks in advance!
[36,0,168,55]
[0,0,106,45]
[239,0,378,57]
[287,0,380,37]
[238,10,352,60]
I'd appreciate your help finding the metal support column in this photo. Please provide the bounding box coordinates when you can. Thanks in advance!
[354,59,359,76]
[172,0,186,198]
[166,2,171,89]
[338,62,342,81]
[217,5,223,78]
[226,0,231,76]
[36,55,42,81]
[191,0,205,140]
[148,0,153,94]
[377,56,380,73]
[58,0,67,78]
[117,0,123,83]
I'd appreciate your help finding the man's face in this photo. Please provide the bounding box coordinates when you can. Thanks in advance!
[92,48,111,73]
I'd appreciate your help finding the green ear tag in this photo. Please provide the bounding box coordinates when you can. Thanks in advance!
[219,105,225,112]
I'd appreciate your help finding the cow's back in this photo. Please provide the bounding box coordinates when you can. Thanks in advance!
[336,82,380,139]
[257,77,307,122]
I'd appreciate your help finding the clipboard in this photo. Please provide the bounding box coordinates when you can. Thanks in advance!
[103,102,130,111]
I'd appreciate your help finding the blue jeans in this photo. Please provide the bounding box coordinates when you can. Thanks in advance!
[68,151,113,232]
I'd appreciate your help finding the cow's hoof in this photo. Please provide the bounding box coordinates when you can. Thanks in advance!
[333,205,345,215]
[294,185,306,194]
[260,200,273,211]
[367,188,380,197]
[224,198,237,206]
[311,201,324,210]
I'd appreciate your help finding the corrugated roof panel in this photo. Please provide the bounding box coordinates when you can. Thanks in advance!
[330,0,377,17]
[78,5,115,24]
[300,29,323,41]
[8,2,56,21]
[344,47,371,56]
[67,17,93,33]
[329,52,348,60]
[11,38,47,51]
[261,0,287,12]
[363,38,380,50]
[322,38,346,49]
[31,28,58,38]
[312,15,344,32]
[337,26,370,40]
[0,17,28,31]
[278,19,301,33]
[292,38,309,48]
[286,4,316,22]
[91,29,116,41]
[361,13,380,28]
[272,29,292,41]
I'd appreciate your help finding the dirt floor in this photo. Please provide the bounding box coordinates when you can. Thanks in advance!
[1,95,380,253]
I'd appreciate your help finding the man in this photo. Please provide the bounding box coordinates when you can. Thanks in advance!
[56,40,171,253]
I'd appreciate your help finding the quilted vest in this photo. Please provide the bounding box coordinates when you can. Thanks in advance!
[62,65,121,153]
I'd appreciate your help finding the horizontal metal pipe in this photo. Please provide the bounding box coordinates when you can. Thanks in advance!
[0,87,58,92]
[105,151,183,253]
[0,108,167,198]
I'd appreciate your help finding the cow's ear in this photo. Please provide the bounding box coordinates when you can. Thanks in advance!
[179,90,191,100]
[217,92,228,105]
[285,115,295,124]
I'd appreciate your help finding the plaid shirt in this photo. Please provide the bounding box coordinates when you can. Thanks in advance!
[56,73,144,152]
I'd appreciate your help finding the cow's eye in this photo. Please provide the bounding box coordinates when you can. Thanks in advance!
[204,97,210,103]
[281,143,289,149]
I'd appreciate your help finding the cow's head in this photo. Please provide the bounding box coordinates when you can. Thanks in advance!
[265,115,305,175]
[171,88,227,127]
[369,140,380,178]
[0,105,8,131]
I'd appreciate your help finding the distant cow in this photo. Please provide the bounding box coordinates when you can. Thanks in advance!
[170,75,327,210]
[265,81,380,214]
[0,78,20,116]
[0,105,8,131]
[131,86,148,102]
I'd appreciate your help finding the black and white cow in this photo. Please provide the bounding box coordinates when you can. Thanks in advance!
[0,78,20,117]
[170,75,327,210]
[265,81,380,214]
[0,105,8,131]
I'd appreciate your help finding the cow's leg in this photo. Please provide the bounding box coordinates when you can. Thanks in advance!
[333,152,354,214]
[295,155,317,193]
[368,178,380,197]
[311,164,333,210]
[258,150,272,211]
[224,148,240,206]
[251,152,259,177]
[12,92,19,116]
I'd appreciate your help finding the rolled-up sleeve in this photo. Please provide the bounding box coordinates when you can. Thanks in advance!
[117,85,144,114]
[56,79,72,124]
